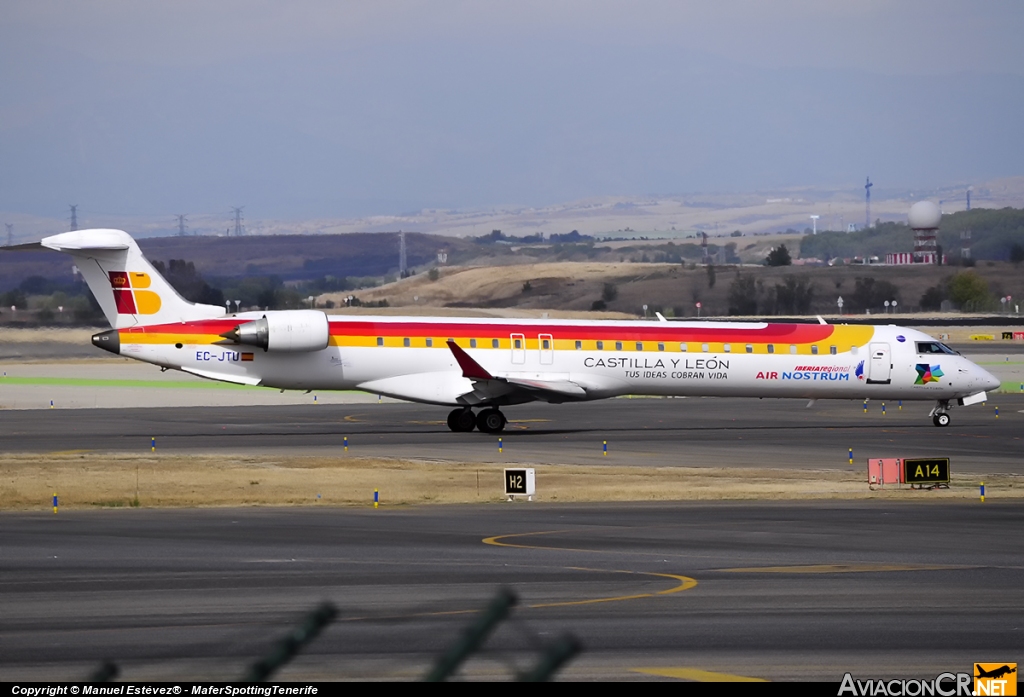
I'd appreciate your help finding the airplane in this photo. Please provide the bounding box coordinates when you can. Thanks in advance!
[975,665,1016,680]
[15,228,1001,432]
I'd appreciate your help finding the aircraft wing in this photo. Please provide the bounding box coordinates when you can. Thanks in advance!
[446,340,586,403]
[182,366,263,386]
[503,376,586,398]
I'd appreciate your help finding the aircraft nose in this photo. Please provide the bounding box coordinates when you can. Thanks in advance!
[979,367,1001,392]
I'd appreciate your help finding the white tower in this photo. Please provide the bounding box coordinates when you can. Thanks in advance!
[908,201,941,264]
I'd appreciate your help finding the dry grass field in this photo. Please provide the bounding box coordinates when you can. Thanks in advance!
[325,259,1024,318]
[2,453,1019,511]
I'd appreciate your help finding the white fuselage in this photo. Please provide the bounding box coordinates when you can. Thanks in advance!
[120,315,1000,408]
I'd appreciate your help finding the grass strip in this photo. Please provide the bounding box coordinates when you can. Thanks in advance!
[0,376,259,389]
[3,452,1022,510]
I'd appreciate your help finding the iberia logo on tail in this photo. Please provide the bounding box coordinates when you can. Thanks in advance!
[109,271,162,315]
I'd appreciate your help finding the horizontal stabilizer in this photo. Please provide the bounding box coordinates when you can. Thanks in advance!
[37,229,225,329]
[0,242,45,251]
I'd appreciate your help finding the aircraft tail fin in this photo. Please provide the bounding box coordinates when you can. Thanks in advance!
[40,229,225,329]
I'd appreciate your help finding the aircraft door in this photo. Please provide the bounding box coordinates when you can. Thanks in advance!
[539,333,553,365]
[867,342,892,384]
[511,333,526,364]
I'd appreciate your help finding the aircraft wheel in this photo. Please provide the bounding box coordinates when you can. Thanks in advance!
[932,412,950,427]
[476,408,506,434]
[447,408,476,432]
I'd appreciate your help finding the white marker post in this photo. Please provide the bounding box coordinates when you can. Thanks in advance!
[504,468,535,502]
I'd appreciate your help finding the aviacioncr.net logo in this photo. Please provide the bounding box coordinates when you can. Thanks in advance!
[839,672,972,696]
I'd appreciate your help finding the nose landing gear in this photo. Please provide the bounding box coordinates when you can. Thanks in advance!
[929,400,952,427]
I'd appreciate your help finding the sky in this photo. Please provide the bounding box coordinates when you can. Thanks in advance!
[1,1,1022,220]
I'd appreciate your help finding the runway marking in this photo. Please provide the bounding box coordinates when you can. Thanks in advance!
[46,449,94,455]
[343,414,364,422]
[483,529,586,552]
[482,531,697,607]
[527,567,696,608]
[631,667,766,682]
[718,563,974,574]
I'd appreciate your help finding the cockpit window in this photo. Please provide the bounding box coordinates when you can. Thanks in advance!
[917,341,957,355]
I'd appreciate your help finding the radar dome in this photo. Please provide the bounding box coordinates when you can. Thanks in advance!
[908,200,941,230]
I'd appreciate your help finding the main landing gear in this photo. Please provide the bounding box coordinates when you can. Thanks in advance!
[930,400,952,427]
[446,407,507,433]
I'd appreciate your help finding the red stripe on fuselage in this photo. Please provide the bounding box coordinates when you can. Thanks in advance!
[134,318,835,344]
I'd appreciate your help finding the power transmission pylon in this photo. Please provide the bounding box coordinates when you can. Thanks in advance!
[399,230,407,276]
[176,214,188,237]
[864,178,872,230]
[231,207,244,237]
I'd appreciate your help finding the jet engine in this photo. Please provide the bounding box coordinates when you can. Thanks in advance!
[220,310,330,352]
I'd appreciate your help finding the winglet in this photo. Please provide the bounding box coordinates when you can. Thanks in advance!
[446,339,494,380]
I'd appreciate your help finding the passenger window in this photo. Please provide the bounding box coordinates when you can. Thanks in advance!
[767,344,774,354]
[597,341,604,350]
[790,345,797,354]
[376,337,384,347]
[657,342,665,352]
[811,345,818,355]
[403,337,410,347]
[680,343,688,352]
[636,342,643,351]
[830,345,836,355]
[514,338,522,349]
[724,344,731,353]
[701,343,709,352]
[426,338,433,347]
[575,340,582,350]
[492,339,499,348]
[851,346,859,355]
[542,339,550,349]
[745,344,753,353]
[615,341,623,350]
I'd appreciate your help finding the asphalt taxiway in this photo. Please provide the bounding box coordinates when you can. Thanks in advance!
[2,502,1021,681]
[3,395,1023,473]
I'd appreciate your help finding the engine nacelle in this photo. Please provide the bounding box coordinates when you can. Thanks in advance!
[221,310,330,352]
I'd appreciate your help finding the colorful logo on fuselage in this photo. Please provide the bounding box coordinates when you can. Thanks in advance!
[108,271,161,315]
[855,360,865,380]
[915,363,944,385]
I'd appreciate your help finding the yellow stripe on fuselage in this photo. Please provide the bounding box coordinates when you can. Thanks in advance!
[119,324,876,356]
